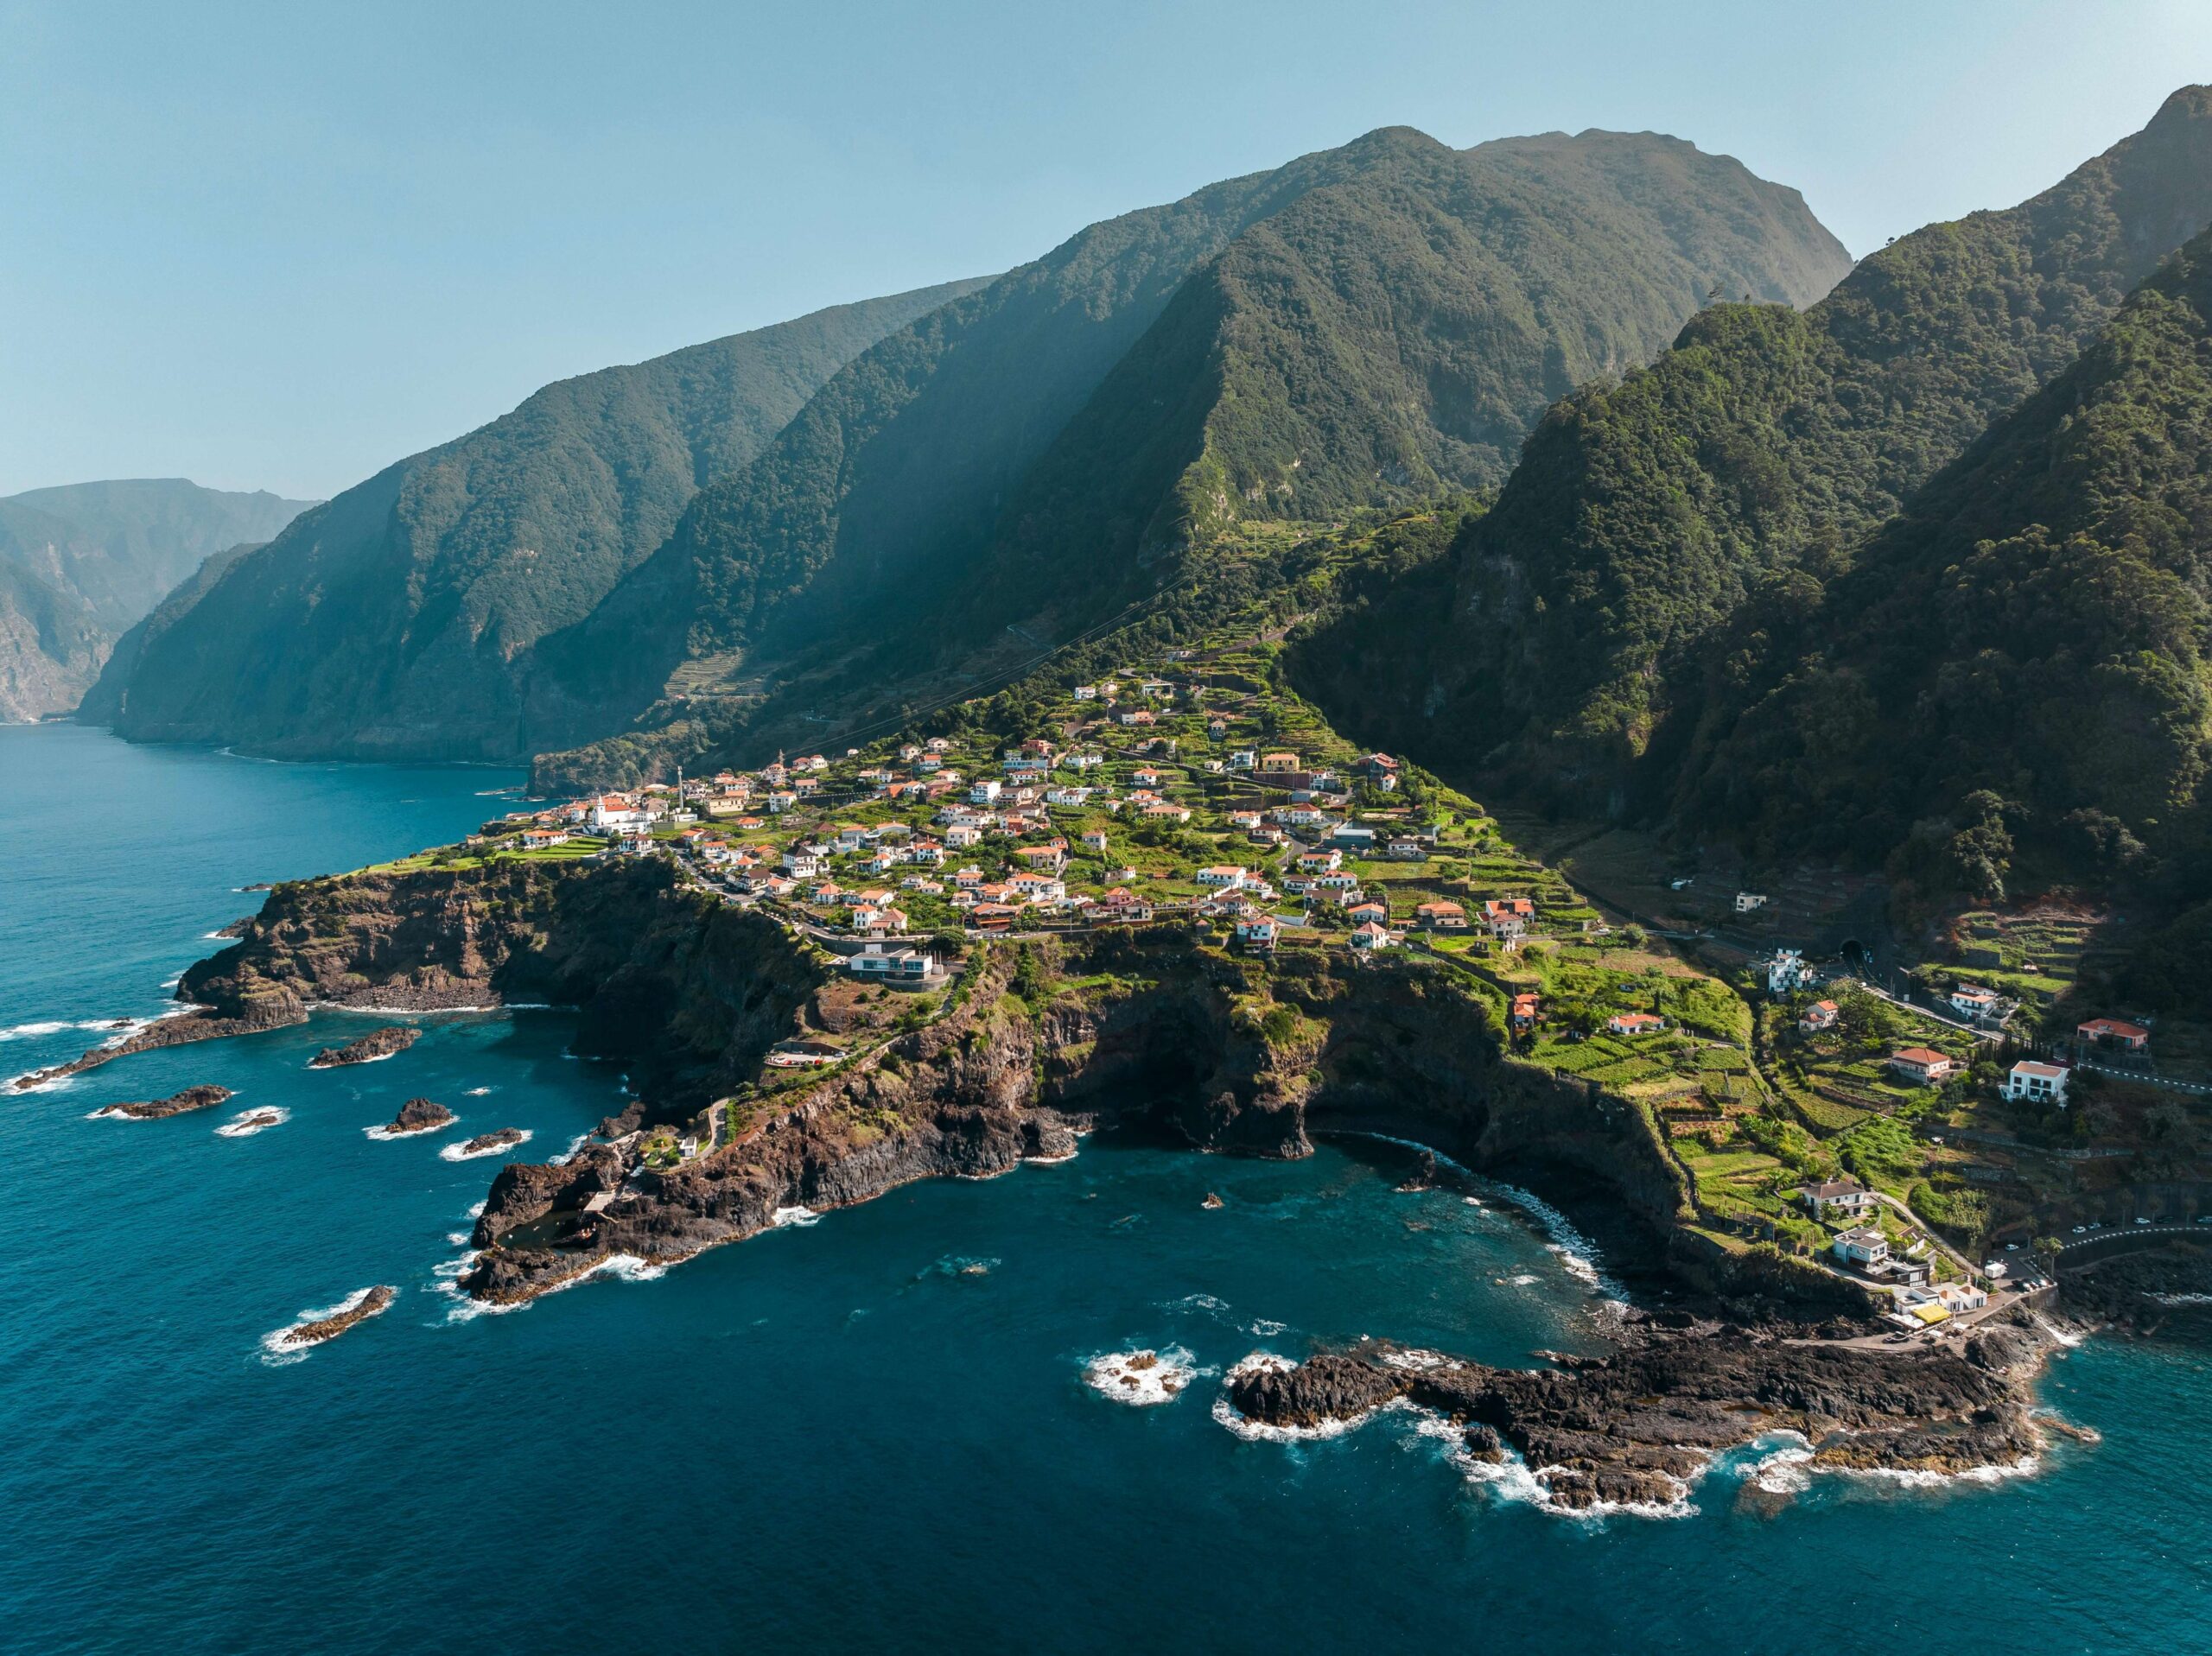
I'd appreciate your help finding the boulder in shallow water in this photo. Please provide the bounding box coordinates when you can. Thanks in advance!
[384,1096,456,1134]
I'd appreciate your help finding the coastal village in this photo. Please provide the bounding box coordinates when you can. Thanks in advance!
[365,511,2212,1343]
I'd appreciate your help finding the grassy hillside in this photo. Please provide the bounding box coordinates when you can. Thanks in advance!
[1321,86,2212,803]
[107,279,988,760]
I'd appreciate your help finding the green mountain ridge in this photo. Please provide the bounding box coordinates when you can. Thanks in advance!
[1667,225,2212,896]
[0,478,315,721]
[105,279,991,758]
[1306,86,2212,807]
[531,123,1849,784]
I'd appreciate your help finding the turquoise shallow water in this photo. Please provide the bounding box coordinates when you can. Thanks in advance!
[3,723,2210,1653]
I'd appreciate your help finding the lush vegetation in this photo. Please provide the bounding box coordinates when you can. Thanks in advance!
[1315,86,2212,809]
[531,125,1848,783]
[1667,227,2212,906]
[108,280,987,760]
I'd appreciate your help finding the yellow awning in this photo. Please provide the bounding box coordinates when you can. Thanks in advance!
[1910,1302,1950,1325]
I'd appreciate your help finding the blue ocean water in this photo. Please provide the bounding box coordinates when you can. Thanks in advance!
[2,723,2209,1653]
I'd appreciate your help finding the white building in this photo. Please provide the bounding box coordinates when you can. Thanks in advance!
[1766,948,1810,996]
[2005,1060,2069,1107]
[1833,1227,1890,1268]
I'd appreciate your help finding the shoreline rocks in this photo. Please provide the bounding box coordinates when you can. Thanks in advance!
[1221,1322,2052,1511]
[95,1084,235,1120]
[383,1096,456,1135]
[456,1127,526,1156]
[278,1285,395,1348]
[308,1025,419,1069]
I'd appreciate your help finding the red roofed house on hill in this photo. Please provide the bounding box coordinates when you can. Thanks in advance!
[2076,1017,2150,1051]
[1887,1047,1955,1085]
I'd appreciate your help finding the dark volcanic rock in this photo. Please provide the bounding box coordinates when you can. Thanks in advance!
[98,1084,234,1120]
[278,1285,395,1348]
[459,1127,527,1156]
[308,1025,419,1069]
[383,1096,456,1135]
[2063,1245,2212,1333]
[1229,1353,1410,1428]
[474,1143,628,1247]
[1020,1111,1078,1160]
[1223,1332,2049,1512]
[1461,1423,1506,1462]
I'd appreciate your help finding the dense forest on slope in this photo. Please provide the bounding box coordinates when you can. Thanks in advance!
[533,124,1849,782]
[105,280,988,759]
[1310,86,2212,802]
[1666,226,2212,900]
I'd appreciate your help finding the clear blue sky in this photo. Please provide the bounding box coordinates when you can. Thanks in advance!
[5,0,2209,500]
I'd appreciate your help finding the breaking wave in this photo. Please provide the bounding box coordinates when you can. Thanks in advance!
[216,1107,289,1138]
[1084,1346,1199,1405]
[439,1130,532,1162]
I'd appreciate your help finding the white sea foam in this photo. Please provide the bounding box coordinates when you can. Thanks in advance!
[1085,1346,1199,1405]
[465,1086,494,1096]
[1510,1272,1540,1286]
[772,1205,821,1228]
[259,1286,391,1364]
[446,1231,471,1247]
[2152,1291,2212,1305]
[216,1107,289,1138]
[1248,1318,1287,1337]
[438,1129,532,1162]
[435,1249,663,1324]
[466,1201,486,1219]
[0,1018,109,1042]
[552,1132,592,1164]
[159,975,182,990]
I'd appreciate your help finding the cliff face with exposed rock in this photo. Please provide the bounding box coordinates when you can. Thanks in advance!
[139,860,1853,1320]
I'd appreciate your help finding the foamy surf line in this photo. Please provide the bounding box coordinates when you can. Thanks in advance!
[0,1018,124,1043]
[1336,1130,1630,1301]
[435,1250,663,1323]
[1084,1346,1201,1405]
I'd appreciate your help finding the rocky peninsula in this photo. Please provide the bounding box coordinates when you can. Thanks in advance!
[1226,1316,2053,1512]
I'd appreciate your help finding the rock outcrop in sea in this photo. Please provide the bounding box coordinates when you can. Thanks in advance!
[382,1097,455,1134]
[94,1084,234,1120]
[308,1026,419,1069]
[275,1285,395,1349]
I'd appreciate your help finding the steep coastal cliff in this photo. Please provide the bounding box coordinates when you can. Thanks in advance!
[122,857,1853,1324]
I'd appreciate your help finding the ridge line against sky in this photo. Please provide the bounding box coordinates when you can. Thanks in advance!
[4,0,2209,500]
